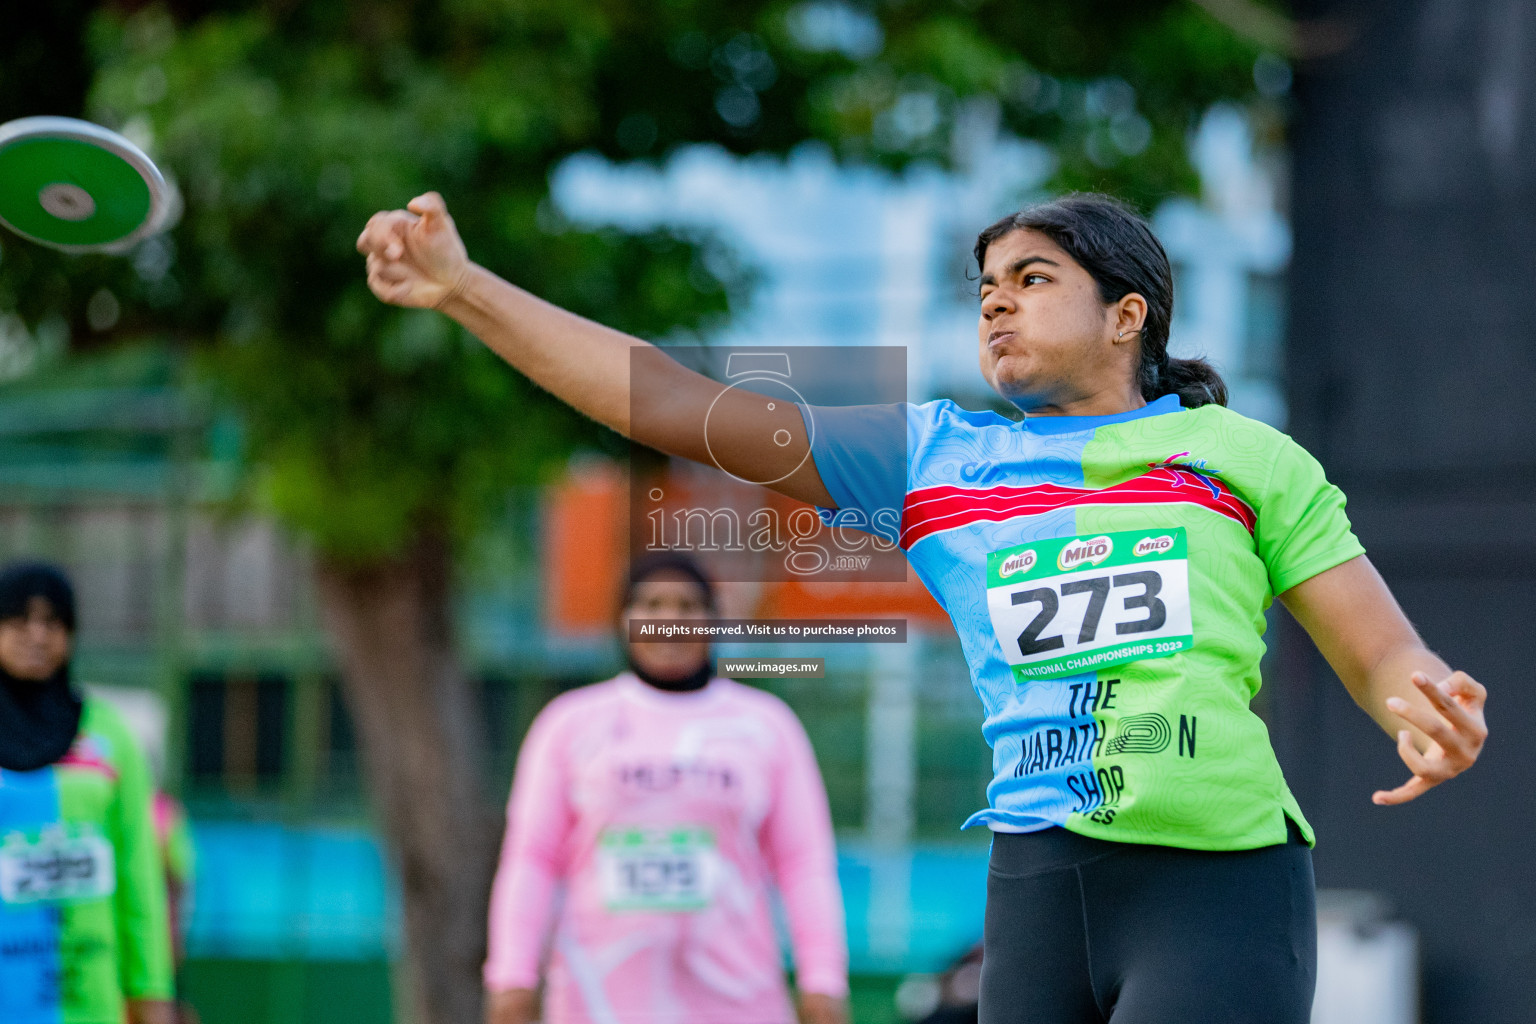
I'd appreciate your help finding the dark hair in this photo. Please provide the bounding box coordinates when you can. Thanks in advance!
[620,552,717,614]
[0,562,76,632]
[973,193,1227,409]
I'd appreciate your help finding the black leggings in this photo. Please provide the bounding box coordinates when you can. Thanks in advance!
[978,823,1316,1024]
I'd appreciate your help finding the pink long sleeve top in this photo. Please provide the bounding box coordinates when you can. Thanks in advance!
[485,674,849,1024]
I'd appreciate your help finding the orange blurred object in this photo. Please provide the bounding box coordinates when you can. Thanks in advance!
[543,460,951,634]
[543,461,628,634]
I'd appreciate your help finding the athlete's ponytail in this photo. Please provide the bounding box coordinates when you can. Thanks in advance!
[974,193,1228,409]
[1156,354,1228,409]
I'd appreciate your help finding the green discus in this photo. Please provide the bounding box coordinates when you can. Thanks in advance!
[0,116,170,253]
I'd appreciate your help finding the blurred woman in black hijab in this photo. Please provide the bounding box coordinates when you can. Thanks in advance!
[0,560,175,1024]
[0,561,84,771]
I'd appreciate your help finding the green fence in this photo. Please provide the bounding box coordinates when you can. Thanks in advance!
[180,961,908,1024]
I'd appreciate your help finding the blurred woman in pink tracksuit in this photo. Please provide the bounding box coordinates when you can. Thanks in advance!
[485,554,849,1024]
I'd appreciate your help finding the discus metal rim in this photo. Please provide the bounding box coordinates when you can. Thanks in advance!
[0,116,170,254]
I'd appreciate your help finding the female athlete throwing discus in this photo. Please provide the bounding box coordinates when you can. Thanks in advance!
[483,554,848,1024]
[359,191,1487,1024]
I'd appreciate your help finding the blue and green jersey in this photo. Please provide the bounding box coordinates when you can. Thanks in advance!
[808,395,1363,850]
[0,697,173,1024]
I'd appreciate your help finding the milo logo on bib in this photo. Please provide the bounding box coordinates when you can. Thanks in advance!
[1057,536,1112,571]
[986,528,1194,681]
[998,550,1037,578]
[1133,534,1174,557]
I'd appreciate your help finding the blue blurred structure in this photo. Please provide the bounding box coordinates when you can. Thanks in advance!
[186,823,985,974]
[188,823,399,960]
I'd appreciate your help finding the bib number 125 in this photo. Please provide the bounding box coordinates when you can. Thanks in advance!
[987,528,1194,680]
[597,826,719,912]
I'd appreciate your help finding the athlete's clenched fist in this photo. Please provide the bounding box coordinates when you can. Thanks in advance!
[356,191,472,310]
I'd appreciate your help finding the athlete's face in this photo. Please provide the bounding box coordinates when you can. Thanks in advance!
[623,574,712,681]
[0,597,71,682]
[976,229,1145,414]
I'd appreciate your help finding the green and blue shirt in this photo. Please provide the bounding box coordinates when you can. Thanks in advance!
[0,697,173,1023]
[808,395,1364,850]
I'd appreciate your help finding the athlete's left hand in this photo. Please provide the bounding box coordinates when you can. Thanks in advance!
[1373,670,1488,805]
[799,992,848,1024]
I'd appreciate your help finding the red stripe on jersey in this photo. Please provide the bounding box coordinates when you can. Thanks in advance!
[56,748,119,781]
[900,466,1256,549]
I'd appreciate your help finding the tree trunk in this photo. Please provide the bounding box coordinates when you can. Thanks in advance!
[313,529,498,1024]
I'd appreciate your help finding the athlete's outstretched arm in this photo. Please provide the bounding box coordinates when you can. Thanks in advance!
[356,193,835,507]
[1279,555,1488,806]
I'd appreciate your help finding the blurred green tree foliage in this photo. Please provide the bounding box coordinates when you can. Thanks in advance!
[6,0,1269,558]
[1,3,1267,1022]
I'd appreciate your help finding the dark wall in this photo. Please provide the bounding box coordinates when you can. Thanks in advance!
[1285,1,1536,1021]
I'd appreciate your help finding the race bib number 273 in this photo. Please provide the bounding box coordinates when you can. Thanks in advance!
[987,528,1193,681]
